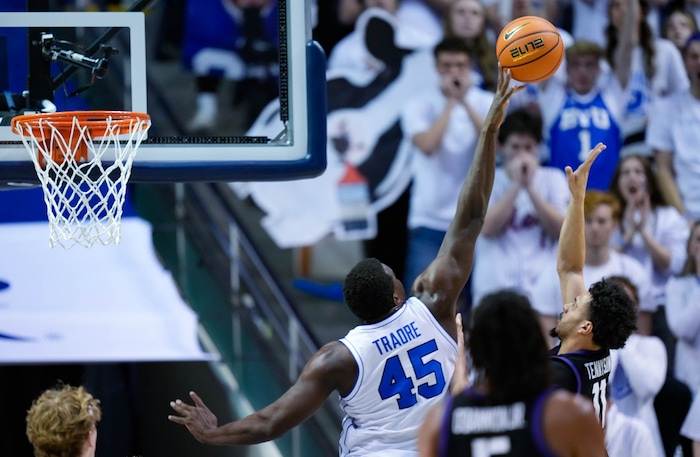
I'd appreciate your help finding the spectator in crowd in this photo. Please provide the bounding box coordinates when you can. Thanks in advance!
[532,190,652,345]
[605,0,688,156]
[608,154,689,337]
[537,40,630,191]
[442,0,498,91]
[662,7,699,51]
[665,221,700,456]
[26,384,102,457]
[471,108,568,306]
[606,393,660,457]
[607,275,667,457]
[401,37,494,295]
[647,32,700,221]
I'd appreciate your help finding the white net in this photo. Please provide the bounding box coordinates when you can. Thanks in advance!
[12,112,151,248]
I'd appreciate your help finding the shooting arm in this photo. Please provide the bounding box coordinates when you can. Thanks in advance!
[557,144,606,304]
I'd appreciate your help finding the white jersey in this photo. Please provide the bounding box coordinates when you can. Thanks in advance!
[570,0,610,47]
[531,250,654,317]
[338,296,457,456]
[664,276,700,395]
[471,166,569,306]
[402,85,494,231]
[646,90,700,221]
[609,334,667,457]
[605,402,660,457]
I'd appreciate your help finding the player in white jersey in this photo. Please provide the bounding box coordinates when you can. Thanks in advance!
[168,69,524,455]
[337,295,457,455]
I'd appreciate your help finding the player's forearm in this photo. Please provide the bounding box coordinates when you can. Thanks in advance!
[556,189,585,276]
[454,122,498,229]
[202,413,280,446]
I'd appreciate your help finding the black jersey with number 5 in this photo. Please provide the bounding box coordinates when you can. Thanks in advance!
[549,347,612,427]
[440,388,559,457]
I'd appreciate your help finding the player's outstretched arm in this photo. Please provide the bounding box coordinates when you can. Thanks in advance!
[168,341,354,445]
[413,68,524,335]
[557,143,606,305]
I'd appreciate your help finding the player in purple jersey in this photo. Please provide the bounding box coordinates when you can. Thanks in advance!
[418,288,607,457]
[549,143,637,427]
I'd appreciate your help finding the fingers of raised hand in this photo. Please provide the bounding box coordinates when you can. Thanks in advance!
[584,143,606,166]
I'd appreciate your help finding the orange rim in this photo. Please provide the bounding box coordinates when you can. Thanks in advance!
[10,110,151,137]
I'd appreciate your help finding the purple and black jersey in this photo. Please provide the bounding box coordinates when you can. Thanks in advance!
[550,346,611,427]
[438,388,559,457]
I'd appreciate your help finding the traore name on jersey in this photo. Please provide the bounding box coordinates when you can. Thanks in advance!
[371,321,422,355]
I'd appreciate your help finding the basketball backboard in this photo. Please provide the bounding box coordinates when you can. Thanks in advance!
[0,0,326,184]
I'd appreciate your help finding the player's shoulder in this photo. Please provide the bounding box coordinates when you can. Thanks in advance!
[545,389,596,421]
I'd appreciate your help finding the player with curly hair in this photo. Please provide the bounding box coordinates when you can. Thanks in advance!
[550,143,638,428]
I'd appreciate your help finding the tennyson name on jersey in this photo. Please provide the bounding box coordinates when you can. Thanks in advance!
[451,403,527,434]
[371,321,422,355]
[584,356,612,380]
[509,37,545,62]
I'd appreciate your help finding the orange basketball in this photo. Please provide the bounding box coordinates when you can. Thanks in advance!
[496,16,564,83]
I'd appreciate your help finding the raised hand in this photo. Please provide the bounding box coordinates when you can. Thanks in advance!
[168,391,219,443]
[485,67,525,128]
[450,312,470,394]
[564,143,606,196]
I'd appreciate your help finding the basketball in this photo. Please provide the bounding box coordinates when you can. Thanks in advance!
[496,16,564,83]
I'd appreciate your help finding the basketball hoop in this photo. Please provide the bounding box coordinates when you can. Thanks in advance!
[11,111,151,248]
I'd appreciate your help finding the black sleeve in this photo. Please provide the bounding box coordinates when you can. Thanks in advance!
[549,357,579,393]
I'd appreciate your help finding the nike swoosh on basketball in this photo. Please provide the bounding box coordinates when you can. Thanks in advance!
[504,23,529,40]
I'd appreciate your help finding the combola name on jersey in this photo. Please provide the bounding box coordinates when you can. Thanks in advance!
[451,403,527,434]
[584,356,612,380]
[371,321,422,355]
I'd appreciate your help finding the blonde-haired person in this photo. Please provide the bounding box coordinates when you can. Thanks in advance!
[26,384,101,457]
